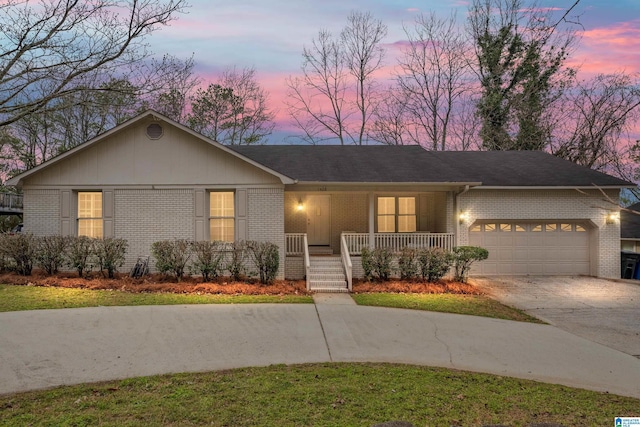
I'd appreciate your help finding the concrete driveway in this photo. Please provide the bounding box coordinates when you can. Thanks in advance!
[472,276,640,357]
[1,297,640,399]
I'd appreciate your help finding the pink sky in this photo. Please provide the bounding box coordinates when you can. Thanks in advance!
[152,0,640,141]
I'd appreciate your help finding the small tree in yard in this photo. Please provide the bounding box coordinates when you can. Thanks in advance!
[151,239,191,280]
[67,236,95,277]
[35,235,69,275]
[246,240,279,284]
[95,238,128,279]
[0,233,37,275]
[451,246,489,283]
[191,241,225,282]
[418,247,453,282]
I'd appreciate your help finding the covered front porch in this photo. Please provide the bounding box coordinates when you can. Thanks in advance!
[282,189,459,291]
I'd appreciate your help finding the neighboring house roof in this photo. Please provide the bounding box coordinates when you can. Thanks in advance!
[232,146,635,188]
[621,202,640,239]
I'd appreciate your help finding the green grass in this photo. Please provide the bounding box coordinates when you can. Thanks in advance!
[0,363,637,426]
[0,284,312,312]
[352,292,542,323]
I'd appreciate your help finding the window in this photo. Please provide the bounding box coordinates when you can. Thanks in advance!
[545,223,557,232]
[514,225,526,232]
[499,223,511,232]
[560,223,572,232]
[210,192,234,242]
[78,192,102,238]
[377,196,416,233]
[484,224,496,232]
[470,224,482,232]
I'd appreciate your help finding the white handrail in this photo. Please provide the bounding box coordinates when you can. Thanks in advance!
[340,233,353,291]
[303,234,310,291]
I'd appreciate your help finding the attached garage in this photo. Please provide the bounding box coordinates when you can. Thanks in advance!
[469,221,592,275]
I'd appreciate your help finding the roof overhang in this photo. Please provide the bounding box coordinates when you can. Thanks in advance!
[5,110,296,187]
[471,185,636,190]
[284,181,483,193]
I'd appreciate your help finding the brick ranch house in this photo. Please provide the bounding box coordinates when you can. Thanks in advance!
[6,111,634,291]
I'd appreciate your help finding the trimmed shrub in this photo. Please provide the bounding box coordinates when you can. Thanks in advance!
[0,232,36,275]
[151,239,192,280]
[95,238,128,279]
[246,240,279,284]
[372,247,393,281]
[451,246,489,283]
[66,236,95,277]
[191,240,225,282]
[226,241,246,282]
[361,247,374,281]
[418,247,453,282]
[397,247,419,280]
[35,235,69,275]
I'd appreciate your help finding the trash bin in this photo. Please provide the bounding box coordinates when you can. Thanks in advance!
[621,251,640,279]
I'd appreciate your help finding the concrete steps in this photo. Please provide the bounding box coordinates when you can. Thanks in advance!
[308,256,348,293]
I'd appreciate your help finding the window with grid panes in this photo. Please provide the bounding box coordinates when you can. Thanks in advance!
[77,192,103,238]
[210,192,235,242]
[377,196,416,232]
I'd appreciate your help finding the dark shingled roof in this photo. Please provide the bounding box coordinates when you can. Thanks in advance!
[231,145,634,187]
[621,202,640,239]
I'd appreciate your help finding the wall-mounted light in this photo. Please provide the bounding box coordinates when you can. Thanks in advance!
[297,199,304,212]
[459,211,469,225]
[606,211,620,224]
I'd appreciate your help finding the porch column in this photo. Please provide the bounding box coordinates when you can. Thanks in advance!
[368,192,375,249]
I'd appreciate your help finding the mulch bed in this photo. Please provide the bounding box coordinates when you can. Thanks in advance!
[0,271,483,296]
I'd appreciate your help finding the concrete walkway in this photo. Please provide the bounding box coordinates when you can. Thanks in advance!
[1,296,639,398]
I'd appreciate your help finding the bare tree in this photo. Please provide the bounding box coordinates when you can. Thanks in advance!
[286,11,387,145]
[552,73,640,172]
[0,0,187,127]
[341,11,387,145]
[286,30,350,144]
[393,12,473,150]
[369,90,411,146]
[187,67,275,145]
[141,55,199,123]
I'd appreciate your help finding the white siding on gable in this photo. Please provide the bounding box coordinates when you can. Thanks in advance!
[23,120,281,187]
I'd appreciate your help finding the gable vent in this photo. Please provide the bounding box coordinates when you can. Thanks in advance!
[146,123,163,139]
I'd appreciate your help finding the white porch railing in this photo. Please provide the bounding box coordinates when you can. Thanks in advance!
[285,233,306,256]
[340,233,353,291]
[342,232,455,255]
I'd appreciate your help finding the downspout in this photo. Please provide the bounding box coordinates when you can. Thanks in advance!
[455,185,470,248]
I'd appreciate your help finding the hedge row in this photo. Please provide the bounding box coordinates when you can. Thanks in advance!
[151,239,279,284]
[361,246,489,283]
[0,233,128,278]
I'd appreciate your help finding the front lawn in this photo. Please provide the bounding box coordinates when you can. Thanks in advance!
[1,363,636,426]
[352,293,541,323]
[0,284,312,312]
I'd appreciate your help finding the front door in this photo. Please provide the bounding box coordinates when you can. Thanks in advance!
[307,195,330,245]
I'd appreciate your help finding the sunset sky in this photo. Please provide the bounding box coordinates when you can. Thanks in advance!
[150,0,640,141]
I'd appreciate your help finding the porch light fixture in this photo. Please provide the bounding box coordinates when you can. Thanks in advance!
[606,211,619,224]
[459,211,469,224]
[297,200,304,211]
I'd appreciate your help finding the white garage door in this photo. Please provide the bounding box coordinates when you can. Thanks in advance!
[468,221,591,275]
